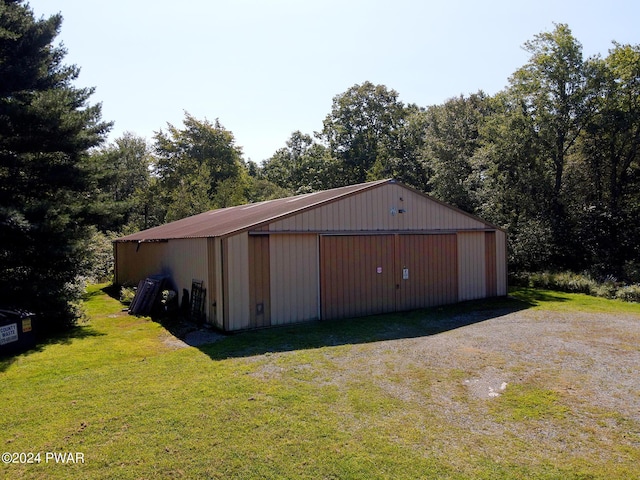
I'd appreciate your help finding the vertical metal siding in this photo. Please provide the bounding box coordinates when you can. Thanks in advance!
[496,230,508,296]
[269,234,319,325]
[320,235,396,320]
[115,239,208,310]
[225,233,250,330]
[207,238,223,329]
[485,231,498,297]
[115,241,167,285]
[397,234,458,309]
[164,239,209,304]
[457,232,487,301]
[119,183,506,332]
[249,235,271,328]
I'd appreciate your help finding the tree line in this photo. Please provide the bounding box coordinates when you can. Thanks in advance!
[102,24,640,279]
[1,0,639,331]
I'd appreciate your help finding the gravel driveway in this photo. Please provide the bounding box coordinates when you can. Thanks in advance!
[435,309,639,417]
[169,303,640,470]
[333,307,640,463]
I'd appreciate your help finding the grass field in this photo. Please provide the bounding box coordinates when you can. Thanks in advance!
[1,286,639,479]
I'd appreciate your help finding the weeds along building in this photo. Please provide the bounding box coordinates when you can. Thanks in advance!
[114,179,507,331]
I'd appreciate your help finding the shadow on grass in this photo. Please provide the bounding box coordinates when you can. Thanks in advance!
[508,287,571,306]
[98,284,122,301]
[0,324,105,372]
[196,295,534,361]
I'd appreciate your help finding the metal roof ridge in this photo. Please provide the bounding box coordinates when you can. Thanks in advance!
[114,179,393,242]
[217,178,393,238]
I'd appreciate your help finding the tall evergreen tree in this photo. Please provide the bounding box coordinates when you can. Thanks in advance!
[0,0,110,331]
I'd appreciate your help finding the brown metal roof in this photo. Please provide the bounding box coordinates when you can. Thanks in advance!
[115,179,391,242]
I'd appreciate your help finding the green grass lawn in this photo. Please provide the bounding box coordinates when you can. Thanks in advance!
[1,286,638,479]
[509,287,640,314]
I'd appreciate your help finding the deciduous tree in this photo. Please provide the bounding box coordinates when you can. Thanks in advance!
[508,24,589,263]
[319,82,408,184]
[153,113,244,220]
[571,43,640,274]
[262,131,343,193]
[422,93,490,212]
[86,132,152,232]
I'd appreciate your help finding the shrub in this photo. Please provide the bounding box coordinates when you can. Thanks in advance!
[558,272,597,295]
[120,286,136,305]
[525,271,596,294]
[615,285,640,303]
[592,282,619,299]
[512,270,640,303]
[83,229,117,283]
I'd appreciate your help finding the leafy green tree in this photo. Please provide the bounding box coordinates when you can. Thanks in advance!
[261,131,344,193]
[473,91,556,270]
[243,176,291,203]
[319,82,408,184]
[153,113,244,220]
[238,160,291,203]
[366,104,431,191]
[0,0,110,331]
[86,132,152,232]
[510,23,588,199]
[421,92,491,212]
[571,43,640,275]
[164,162,213,222]
[508,23,589,263]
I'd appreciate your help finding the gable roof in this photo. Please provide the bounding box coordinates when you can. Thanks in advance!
[116,179,390,242]
[115,178,502,243]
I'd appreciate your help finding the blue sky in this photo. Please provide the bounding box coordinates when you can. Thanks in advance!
[27,0,640,163]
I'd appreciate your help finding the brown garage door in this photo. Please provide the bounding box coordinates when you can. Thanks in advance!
[397,234,458,310]
[320,235,396,320]
[320,234,459,320]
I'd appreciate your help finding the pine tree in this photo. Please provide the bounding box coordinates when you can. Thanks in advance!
[0,0,111,331]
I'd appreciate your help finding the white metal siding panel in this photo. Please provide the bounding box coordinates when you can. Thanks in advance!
[114,242,131,285]
[115,239,208,296]
[496,230,508,296]
[269,234,319,325]
[457,232,486,301]
[226,233,250,330]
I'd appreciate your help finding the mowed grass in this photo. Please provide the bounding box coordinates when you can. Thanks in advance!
[0,285,638,479]
[509,287,640,314]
